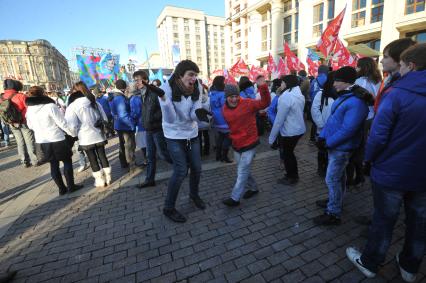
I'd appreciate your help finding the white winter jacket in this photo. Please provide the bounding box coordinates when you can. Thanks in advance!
[269,86,306,144]
[311,90,335,134]
[27,102,74,143]
[159,81,202,140]
[355,77,380,120]
[65,97,108,146]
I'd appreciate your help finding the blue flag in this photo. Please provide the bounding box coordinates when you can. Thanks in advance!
[307,48,320,61]
[155,68,163,82]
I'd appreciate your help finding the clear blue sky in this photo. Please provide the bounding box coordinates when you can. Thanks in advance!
[0,0,224,68]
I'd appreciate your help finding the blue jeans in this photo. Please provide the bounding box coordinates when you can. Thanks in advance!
[1,119,10,144]
[145,130,172,182]
[361,182,426,273]
[231,148,258,201]
[164,137,202,209]
[325,149,351,217]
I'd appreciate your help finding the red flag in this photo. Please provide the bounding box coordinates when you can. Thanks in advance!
[267,53,277,75]
[230,58,249,76]
[277,57,290,77]
[208,69,224,85]
[284,43,305,72]
[306,57,321,77]
[249,65,270,81]
[316,5,346,58]
[333,38,357,68]
[224,69,237,85]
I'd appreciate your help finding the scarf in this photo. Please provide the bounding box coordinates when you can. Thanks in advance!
[169,74,200,102]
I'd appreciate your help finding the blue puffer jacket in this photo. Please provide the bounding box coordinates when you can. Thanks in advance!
[366,70,426,191]
[310,73,327,102]
[209,90,229,131]
[110,90,135,131]
[319,91,368,151]
[240,86,256,99]
[130,94,144,130]
[96,95,112,119]
[267,95,279,124]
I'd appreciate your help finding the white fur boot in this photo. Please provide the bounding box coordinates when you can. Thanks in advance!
[92,170,106,187]
[103,167,112,185]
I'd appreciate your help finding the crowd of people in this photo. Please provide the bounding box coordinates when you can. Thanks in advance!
[0,38,425,282]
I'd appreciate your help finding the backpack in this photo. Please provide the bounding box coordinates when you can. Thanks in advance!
[0,93,23,125]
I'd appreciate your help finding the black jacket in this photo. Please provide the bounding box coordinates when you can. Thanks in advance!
[141,84,164,132]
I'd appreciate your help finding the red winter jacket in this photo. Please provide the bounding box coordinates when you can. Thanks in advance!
[2,89,27,123]
[223,84,271,151]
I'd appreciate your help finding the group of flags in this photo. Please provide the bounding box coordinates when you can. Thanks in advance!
[209,5,359,84]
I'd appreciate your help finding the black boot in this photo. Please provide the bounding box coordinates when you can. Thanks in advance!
[63,163,83,193]
[221,149,232,163]
[52,175,67,195]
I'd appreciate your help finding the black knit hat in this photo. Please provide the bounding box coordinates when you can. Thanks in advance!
[115,79,127,90]
[334,66,357,84]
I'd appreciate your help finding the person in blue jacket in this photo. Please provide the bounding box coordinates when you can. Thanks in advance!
[346,43,426,282]
[313,66,371,226]
[308,65,329,142]
[238,76,256,99]
[110,79,136,169]
[94,88,114,138]
[130,86,147,166]
[209,76,232,163]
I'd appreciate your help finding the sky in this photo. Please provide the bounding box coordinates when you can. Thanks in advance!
[0,0,224,69]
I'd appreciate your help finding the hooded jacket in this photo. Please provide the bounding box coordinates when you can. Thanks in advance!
[223,84,271,152]
[129,93,143,130]
[240,86,256,99]
[366,70,426,191]
[110,89,135,131]
[319,86,370,151]
[65,97,108,146]
[26,96,74,143]
[209,89,229,131]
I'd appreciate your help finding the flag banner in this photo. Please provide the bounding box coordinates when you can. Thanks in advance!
[284,43,305,72]
[149,69,156,81]
[128,44,137,60]
[76,54,120,87]
[229,58,250,77]
[249,65,270,82]
[155,68,163,82]
[267,53,277,79]
[332,38,357,69]
[316,5,346,58]
[224,68,237,85]
[306,48,321,76]
[277,57,290,77]
[171,44,181,67]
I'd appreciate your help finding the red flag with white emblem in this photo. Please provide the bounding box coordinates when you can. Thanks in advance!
[316,5,346,58]
[284,43,305,72]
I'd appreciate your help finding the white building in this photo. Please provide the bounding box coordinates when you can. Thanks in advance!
[157,6,226,77]
[225,0,426,68]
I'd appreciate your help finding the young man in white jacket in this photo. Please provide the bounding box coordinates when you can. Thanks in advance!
[158,60,210,223]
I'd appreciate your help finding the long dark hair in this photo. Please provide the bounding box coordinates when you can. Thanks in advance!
[357,57,382,84]
[320,72,336,112]
[211,76,225,91]
[281,75,299,92]
[271,79,282,94]
[72,81,97,109]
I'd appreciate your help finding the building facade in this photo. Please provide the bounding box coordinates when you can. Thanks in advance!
[157,6,226,77]
[225,0,426,68]
[0,39,71,92]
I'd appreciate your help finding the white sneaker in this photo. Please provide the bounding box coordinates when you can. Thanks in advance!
[396,253,417,282]
[77,164,88,173]
[346,247,376,278]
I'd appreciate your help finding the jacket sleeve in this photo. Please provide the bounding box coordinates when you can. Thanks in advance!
[364,92,398,162]
[269,94,291,144]
[129,96,141,123]
[64,104,79,137]
[117,97,135,128]
[96,102,108,122]
[267,96,278,124]
[190,97,202,122]
[248,84,271,113]
[53,105,74,137]
[311,91,325,128]
[326,99,367,148]
[159,91,177,123]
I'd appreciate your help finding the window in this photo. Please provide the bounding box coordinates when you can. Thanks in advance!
[196,35,201,40]
[352,11,366,27]
[357,38,381,51]
[284,0,292,12]
[352,0,366,10]
[283,15,292,43]
[405,0,425,14]
[173,33,179,39]
[371,0,384,23]
[313,3,324,37]
[236,31,241,38]
[261,26,268,51]
[407,29,426,42]
[328,0,335,19]
[184,26,189,32]
[196,27,200,33]
[185,34,190,39]
[173,24,178,31]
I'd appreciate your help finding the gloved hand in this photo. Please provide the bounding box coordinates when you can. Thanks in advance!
[195,108,211,123]
[316,138,327,150]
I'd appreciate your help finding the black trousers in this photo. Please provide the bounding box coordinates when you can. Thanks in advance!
[279,135,303,179]
[84,144,109,172]
[198,130,210,154]
[50,157,73,191]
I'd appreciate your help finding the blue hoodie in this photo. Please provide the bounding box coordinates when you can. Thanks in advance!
[129,94,144,130]
[366,70,426,191]
[209,90,229,131]
[310,73,327,102]
[96,95,112,119]
[110,91,135,131]
[319,91,369,151]
[267,95,279,124]
[240,86,256,99]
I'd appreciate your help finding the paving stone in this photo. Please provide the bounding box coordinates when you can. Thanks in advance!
[176,264,201,281]
[261,264,288,282]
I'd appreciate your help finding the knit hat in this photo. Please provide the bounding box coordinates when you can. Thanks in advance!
[224,84,240,98]
[115,79,127,90]
[334,66,357,84]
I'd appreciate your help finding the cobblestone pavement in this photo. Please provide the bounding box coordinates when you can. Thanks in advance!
[0,130,425,283]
